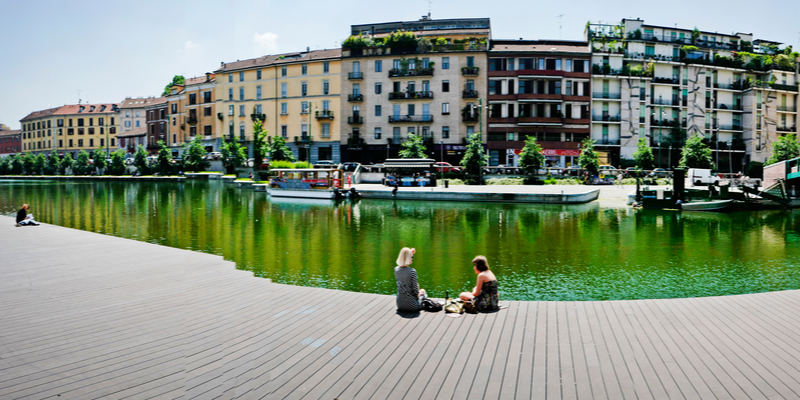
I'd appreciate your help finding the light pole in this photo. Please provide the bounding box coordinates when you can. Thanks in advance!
[658,106,665,168]
[668,145,672,169]
[439,140,444,176]
[727,141,732,174]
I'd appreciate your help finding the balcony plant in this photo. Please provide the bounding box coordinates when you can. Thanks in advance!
[385,30,419,52]
[691,28,700,45]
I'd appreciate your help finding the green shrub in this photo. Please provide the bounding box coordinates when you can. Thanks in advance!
[293,161,313,169]
[486,177,524,185]
[270,160,295,169]
[444,179,465,185]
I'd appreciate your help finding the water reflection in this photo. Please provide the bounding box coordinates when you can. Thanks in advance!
[2,180,799,301]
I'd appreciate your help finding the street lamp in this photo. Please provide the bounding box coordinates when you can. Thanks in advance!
[668,145,672,169]
[439,140,444,176]
[727,141,733,174]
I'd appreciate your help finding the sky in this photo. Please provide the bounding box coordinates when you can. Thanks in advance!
[1,0,798,129]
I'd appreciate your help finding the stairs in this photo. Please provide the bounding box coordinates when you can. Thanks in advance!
[740,180,791,205]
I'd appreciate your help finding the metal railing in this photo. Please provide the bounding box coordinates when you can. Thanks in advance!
[348,94,363,102]
[591,114,621,122]
[348,72,363,79]
[388,91,434,100]
[462,90,479,98]
[347,116,363,124]
[388,115,433,123]
[592,92,621,99]
[388,68,434,77]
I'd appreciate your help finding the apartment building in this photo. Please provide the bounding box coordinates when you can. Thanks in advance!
[165,73,217,155]
[19,103,120,157]
[143,97,169,153]
[215,49,342,162]
[587,18,798,169]
[487,40,591,168]
[0,124,21,155]
[119,97,158,134]
[340,17,490,164]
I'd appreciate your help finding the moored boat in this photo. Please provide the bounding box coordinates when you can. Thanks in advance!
[680,199,733,211]
[267,168,344,199]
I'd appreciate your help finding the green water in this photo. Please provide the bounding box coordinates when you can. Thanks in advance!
[2,179,800,301]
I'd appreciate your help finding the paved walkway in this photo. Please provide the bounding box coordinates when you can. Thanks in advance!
[2,217,800,399]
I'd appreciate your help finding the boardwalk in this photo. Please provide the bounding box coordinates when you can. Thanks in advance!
[2,217,800,399]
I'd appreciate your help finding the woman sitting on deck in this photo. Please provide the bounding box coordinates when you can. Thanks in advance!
[460,255,499,312]
[394,247,427,312]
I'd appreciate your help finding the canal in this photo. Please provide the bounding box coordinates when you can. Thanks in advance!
[3,179,800,301]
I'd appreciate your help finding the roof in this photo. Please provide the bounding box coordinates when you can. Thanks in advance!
[371,28,491,38]
[116,127,147,138]
[119,97,159,109]
[0,129,21,137]
[20,103,120,122]
[144,97,169,108]
[216,48,342,73]
[490,40,591,54]
[351,18,491,36]
[185,75,211,86]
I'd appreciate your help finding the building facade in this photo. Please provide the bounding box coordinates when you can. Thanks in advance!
[587,18,798,169]
[145,97,169,153]
[0,125,21,156]
[165,74,217,154]
[487,40,591,168]
[20,103,120,157]
[340,17,490,164]
[119,97,158,135]
[215,49,342,162]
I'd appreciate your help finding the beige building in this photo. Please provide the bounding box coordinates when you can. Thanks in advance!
[340,17,490,164]
[119,97,158,135]
[165,74,217,154]
[20,103,120,156]
[215,49,342,161]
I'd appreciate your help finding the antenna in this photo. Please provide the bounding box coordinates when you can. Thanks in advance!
[557,14,565,39]
[428,0,432,18]
[77,90,81,105]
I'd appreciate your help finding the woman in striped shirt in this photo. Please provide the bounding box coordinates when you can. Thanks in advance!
[394,247,427,312]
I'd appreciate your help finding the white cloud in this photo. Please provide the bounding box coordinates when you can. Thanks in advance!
[184,40,201,51]
[253,32,279,53]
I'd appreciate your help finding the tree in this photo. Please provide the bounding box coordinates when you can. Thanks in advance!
[632,138,654,170]
[93,148,107,174]
[183,135,210,172]
[45,150,60,175]
[0,156,9,175]
[21,153,35,174]
[75,150,92,175]
[221,136,247,172]
[398,133,427,159]
[766,133,800,165]
[133,145,149,175]
[578,137,600,176]
[156,141,173,175]
[108,149,126,175]
[252,113,267,170]
[60,153,74,175]
[267,135,297,162]
[460,132,488,177]
[517,136,545,175]
[33,153,46,175]
[679,133,713,169]
[161,75,185,96]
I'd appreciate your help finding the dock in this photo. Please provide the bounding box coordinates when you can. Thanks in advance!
[3,217,800,399]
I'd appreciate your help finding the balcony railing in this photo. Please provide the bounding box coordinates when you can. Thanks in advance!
[347,135,365,145]
[591,114,621,122]
[315,110,334,119]
[187,116,198,124]
[461,67,480,76]
[771,83,799,92]
[594,139,621,145]
[348,94,363,102]
[294,135,313,144]
[389,115,433,123]
[651,98,681,106]
[592,92,621,99]
[778,125,797,132]
[388,68,434,77]
[650,118,677,127]
[348,72,363,80]
[777,106,798,112]
[462,114,479,122]
[388,91,433,100]
[462,89,479,98]
[652,77,680,85]
[717,124,744,131]
[715,103,743,111]
[714,82,745,90]
[347,116,363,124]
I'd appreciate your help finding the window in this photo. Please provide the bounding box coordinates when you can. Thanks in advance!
[442,103,450,114]
[125,111,131,118]
[89,138,94,147]
[566,81,572,95]
[69,139,73,147]
[302,64,308,75]
[125,121,131,128]
[189,93,196,105]
[78,118,84,126]
[281,125,288,138]
[301,82,308,97]
[375,82,382,94]
[281,83,287,98]
[239,105,245,116]
[375,105,382,116]
[645,45,655,55]
[442,57,450,69]
[467,56,475,67]
[323,62,330,73]
[204,107,211,116]
[189,126,197,136]
[256,85,262,100]
[467,126,475,135]
[321,123,330,138]
[256,70,262,80]
[204,125,212,135]
[393,127,401,142]
[228,105,234,116]
[281,66,287,76]
[442,80,450,92]
[228,74,233,82]
[228,88,233,101]
[375,127,382,139]
[489,80,498,95]
[353,83,360,96]
[375,60,382,72]
[78,139,83,147]
[239,71,244,81]
[281,102,288,114]
[301,124,308,137]
[422,80,430,92]
[239,87,245,101]
[442,126,450,139]
[256,104,263,114]
[240,124,245,137]
[301,101,309,114]
[408,104,415,115]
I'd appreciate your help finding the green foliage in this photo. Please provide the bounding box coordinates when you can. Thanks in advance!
[0,156,9,175]
[342,34,374,49]
[33,153,46,175]
[108,149,126,175]
[162,75,185,96]
[517,136,545,175]
[59,153,74,175]
[157,141,173,175]
[269,160,296,169]
[486,177,524,185]
[681,45,699,52]
[746,161,764,179]
[133,145,149,175]
[221,137,247,171]
[691,27,700,44]
[45,150,60,175]
[21,153,35,174]
[183,135,210,172]
[739,40,753,52]
[267,135,297,162]
[398,133,428,158]
[632,138,654,170]
[93,148,107,172]
[774,54,795,70]
[766,134,800,165]
[385,30,419,50]
[460,132,488,177]
[75,150,92,175]
[679,133,713,169]
[293,161,313,169]
[577,137,600,175]
[252,113,267,170]
[434,37,447,45]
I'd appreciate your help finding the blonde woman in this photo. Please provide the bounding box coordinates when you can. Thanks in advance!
[460,255,499,312]
[394,247,427,312]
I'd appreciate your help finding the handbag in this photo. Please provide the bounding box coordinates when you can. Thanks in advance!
[463,299,477,314]
[421,298,443,312]
[443,291,464,314]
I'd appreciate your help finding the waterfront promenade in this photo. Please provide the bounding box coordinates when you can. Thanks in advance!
[3,217,800,399]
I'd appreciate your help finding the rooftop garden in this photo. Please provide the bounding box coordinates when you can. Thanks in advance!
[342,30,487,56]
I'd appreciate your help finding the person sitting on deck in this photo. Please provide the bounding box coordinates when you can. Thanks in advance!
[460,255,499,312]
[394,247,426,312]
[15,204,39,227]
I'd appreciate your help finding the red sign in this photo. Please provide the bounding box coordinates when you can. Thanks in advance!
[542,149,581,156]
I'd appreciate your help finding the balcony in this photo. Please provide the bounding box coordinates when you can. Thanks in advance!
[715,103,743,111]
[714,82,745,90]
[594,139,621,145]
[347,134,365,146]
[591,114,621,122]
[294,135,313,144]
[389,68,434,78]
[348,94,363,102]
[388,115,433,123]
[348,116,363,124]
[250,113,266,122]
[315,110,334,120]
[462,90,479,98]
[348,72,363,80]
[772,83,799,92]
[592,92,621,99]
[717,124,744,131]
[461,67,480,76]
[652,77,680,85]
[650,118,677,127]
[651,98,681,107]
[388,91,433,100]
[462,114,479,123]
[778,125,797,132]
[187,116,198,124]
[777,106,798,112]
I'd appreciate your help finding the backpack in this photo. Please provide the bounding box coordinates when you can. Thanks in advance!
[422,298,443,312]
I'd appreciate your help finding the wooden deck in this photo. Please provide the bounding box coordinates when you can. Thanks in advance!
[2,216,800,399]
